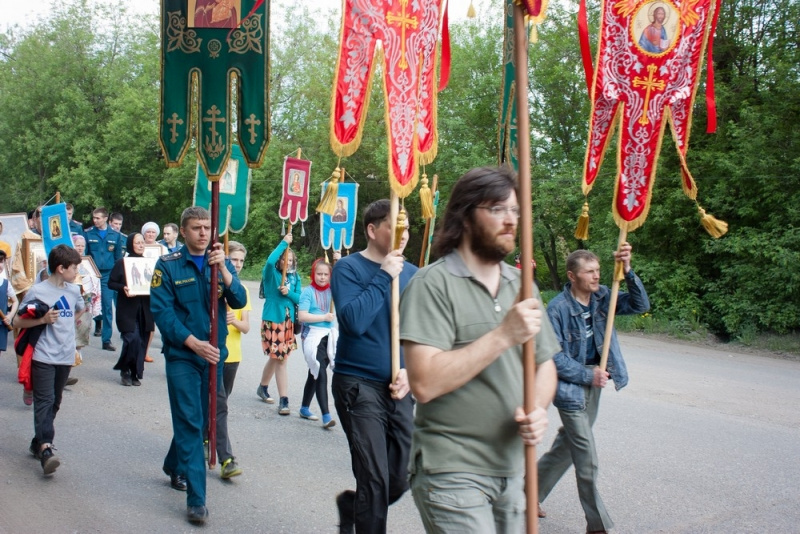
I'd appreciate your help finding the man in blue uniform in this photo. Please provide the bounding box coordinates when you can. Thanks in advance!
[65,204,85,242]
[84,207,123,350]
[150,206,247,525]
[109,213,127,255]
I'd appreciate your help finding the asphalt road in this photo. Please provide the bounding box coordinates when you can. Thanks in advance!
[1,281,798,533]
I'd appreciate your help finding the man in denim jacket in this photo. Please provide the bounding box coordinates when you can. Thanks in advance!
[538,244,649,534]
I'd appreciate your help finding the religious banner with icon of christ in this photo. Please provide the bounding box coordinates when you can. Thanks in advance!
[159,0,269,178]
[581,0,722,232]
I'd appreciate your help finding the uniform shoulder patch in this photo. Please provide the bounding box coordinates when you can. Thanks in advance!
[163,251,182,261]
[151,269,163,288]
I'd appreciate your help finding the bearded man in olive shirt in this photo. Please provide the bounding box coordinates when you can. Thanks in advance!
[401,166,559,533]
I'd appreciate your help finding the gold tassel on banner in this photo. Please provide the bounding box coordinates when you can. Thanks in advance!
[697,205,728,238]
[574,202,590,240]
[394,207,408,250]
[419,173,434,219]
[467,0,476,18]
[316,167,341,216]
[529,21,538,43]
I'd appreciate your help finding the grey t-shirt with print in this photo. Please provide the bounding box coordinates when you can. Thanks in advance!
[20,280,84,365]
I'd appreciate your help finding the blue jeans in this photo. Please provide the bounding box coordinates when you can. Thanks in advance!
[99,272,115,344]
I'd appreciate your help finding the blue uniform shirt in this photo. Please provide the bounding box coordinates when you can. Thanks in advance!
[85,226,124,273]
[150,245,247,363]
[68,220,85,242]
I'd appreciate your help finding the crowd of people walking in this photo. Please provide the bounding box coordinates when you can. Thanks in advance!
[2,166,650,532]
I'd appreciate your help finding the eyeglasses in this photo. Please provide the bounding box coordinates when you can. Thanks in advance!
[476,205,521,219]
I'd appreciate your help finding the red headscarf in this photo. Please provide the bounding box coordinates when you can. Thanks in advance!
[310,258,331,291]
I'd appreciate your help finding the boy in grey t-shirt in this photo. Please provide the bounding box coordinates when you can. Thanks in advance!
[16,244,84,475]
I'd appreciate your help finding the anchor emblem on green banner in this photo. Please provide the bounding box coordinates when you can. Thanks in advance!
[159,0,270,178]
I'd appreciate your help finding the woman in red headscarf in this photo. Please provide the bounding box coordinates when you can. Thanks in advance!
[297,258,337,428]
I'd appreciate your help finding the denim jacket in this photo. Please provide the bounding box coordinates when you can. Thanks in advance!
[546,270,650,410]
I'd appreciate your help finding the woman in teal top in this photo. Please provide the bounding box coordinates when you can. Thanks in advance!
[257,234,302,415]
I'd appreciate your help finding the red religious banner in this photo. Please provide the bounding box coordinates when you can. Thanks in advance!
[280,157,311,225]
[330,0,442,198]
[581,0,724,234]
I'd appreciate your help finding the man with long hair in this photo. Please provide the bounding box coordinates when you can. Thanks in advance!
[400,166,559,531]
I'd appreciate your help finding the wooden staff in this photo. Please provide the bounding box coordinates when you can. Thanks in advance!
[418,174,439,267]
[390,193,401,383]
[208,179,220,469]
[513,4,539,533]
[598,229,628,371]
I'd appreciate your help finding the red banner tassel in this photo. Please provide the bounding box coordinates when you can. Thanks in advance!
[439,3,451,91]
[577,0,593,97]
[705,0,722,133]
[227,0,265,41]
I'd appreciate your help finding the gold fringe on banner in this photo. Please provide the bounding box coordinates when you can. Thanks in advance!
[317,167,342,215]
[697,205,728,238]
[467,0,476,18]
[574,202,590,240]
[419,173,434,219]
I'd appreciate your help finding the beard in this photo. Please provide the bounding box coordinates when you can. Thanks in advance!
[469,222,516,263]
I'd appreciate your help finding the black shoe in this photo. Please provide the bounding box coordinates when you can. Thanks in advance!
[171,474,187,491]
[40,446,60,475]
[121,371,132,386]
[65,377,78,386]
[131,377,141,386]
[102,342,117,351]
[29,437,40,459]
[336,490,355,534]
[93,329,101,337]
[187,505,208,524]
[163,466,187,491]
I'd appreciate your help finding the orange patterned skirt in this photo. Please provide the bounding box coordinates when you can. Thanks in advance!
[261,314,296,360]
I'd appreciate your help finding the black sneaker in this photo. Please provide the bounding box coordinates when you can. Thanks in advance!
[336,491,355,534]
[40,446,60,475]
[65,377,78,386]
[187,505,208,524]
[121,372,132,386]
[29,437,40,459]
[103,342,117,351]
[93,327,101,337]
[131,377,141,386]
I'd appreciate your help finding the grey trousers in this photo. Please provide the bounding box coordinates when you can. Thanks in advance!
[32,360,71,446]
[537,385,614,532]
[411,466,525,534]
[215,365,233,463]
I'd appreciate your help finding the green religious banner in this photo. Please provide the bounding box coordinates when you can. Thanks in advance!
[160,0,270,178]
[193,143,251,236]
[498,0,519,171]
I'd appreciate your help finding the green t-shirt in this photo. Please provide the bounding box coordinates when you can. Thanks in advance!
[400,251,559,477]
